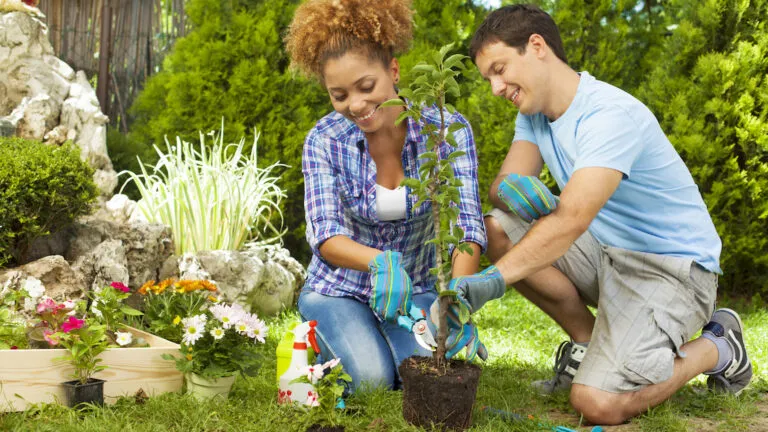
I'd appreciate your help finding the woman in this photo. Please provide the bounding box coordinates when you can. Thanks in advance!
[285,0,486,393]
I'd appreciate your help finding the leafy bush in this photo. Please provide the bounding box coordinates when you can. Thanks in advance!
[637,0,768,296]
[0,137,98,267]
[121,128,286,255]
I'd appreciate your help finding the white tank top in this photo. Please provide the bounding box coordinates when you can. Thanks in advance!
[376,184,407,221]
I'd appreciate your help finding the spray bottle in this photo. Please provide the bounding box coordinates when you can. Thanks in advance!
[278,320,320,405]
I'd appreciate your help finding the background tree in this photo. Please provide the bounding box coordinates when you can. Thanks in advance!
[637,0,768,296]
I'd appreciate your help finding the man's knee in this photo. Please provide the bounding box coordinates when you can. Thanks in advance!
[484,214,514,262]
[570,384,630,425]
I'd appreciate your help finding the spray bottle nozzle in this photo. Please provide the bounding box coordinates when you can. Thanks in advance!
[307,322,320,354]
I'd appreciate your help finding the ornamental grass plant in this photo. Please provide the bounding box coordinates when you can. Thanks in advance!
[120,125,287,255]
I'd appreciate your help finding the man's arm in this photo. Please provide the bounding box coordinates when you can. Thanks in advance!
[495,167,623,285]
[489,140,545,209]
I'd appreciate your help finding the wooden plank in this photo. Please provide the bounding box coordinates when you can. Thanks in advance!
[0,327,182,411]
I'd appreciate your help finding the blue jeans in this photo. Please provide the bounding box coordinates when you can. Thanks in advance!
[298,289,437,394]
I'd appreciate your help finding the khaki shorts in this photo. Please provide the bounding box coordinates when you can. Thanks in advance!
[488,208,718,393]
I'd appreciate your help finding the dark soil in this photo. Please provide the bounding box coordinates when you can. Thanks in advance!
[399,356,482,431]
[306,424,344,432]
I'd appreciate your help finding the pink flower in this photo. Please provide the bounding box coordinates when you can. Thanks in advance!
[110,282,130,293]
[61,316,85,333]
[36,297,58,314]
[10,346,18,350]
[43,330,60,346]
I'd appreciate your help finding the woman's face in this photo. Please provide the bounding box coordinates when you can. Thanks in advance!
[322,51,401,133]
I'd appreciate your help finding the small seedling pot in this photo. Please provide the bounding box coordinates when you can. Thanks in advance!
[185,373,236,400]
[62,378,105,407]
[399,356,482,431]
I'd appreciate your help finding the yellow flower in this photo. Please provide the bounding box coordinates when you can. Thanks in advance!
[207,295,219,303]
[185,354,193,361]
[187,347,193,352]
[172,315,181,325]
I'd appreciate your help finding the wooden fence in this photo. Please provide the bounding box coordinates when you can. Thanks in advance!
[36,0,187,132]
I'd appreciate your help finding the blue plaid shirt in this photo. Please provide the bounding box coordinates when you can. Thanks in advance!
[302,105,487,302]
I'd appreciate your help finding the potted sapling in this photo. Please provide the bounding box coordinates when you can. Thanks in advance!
[381,44,485,431]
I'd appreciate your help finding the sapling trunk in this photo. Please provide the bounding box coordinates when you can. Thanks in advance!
[382,44,473,369]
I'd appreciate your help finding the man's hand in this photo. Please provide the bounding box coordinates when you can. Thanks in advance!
[497,173,558,223]
[449,266,506,313]
[427,298,488,361]
[368,250,413,321]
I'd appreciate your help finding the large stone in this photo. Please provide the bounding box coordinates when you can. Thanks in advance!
[162,243,306,317]
[65,219,173,290]
[72,239,129,291]
[0,12,117,198]
[0,255,85,301]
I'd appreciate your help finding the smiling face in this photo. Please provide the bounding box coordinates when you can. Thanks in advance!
[322,51,401,133]
[475,38,548,116]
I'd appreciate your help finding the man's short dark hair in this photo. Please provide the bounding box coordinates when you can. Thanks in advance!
[469,4,568,65]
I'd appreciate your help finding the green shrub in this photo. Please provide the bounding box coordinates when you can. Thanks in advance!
[637,0,768,297]
[0,137,98,267]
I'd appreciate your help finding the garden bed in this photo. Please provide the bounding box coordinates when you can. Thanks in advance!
[0,327,182,411]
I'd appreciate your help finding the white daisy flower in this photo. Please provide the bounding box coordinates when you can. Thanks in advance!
[182,314,207,346]
[115,331,133,346]
[247,317,268,343]
[210,327,225,340]
[210,304,243,329]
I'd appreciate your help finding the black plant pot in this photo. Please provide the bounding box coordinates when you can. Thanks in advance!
[62,378,105,407]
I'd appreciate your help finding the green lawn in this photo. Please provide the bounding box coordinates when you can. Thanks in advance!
[2,291,766,431]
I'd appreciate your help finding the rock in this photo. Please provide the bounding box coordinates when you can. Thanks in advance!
[0,255,85,301]
[165,243,306,316]
[0,12,117,199]
[0,117,13,136]
[72,239,129,291]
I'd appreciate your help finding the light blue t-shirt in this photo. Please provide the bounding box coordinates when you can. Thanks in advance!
[514,72,722,273]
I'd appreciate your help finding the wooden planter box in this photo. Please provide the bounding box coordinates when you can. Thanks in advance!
[0,327,183,411]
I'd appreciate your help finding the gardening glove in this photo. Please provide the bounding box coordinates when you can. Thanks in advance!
[368,250,413,322]
[497,173,558,223]
[449,266,506,313]
[426,299,488,362]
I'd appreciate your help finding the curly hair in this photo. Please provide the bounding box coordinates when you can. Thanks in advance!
[285,0,413,79]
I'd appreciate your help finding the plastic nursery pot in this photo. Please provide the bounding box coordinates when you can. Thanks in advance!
[62,378,105,408]
[185,373,236,401]
[398,356,482,431]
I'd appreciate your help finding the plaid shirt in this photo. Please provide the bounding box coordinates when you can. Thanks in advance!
[302,105,487,302]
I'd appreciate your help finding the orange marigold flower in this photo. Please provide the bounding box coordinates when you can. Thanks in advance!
[138,280,155,295]
[201,280,218,291]
[158,278,175,291]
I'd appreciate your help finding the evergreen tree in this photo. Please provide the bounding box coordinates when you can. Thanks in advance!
[637,0,768,296]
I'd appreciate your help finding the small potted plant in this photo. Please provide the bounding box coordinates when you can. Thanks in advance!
[291,359,352,432]
[382,44,483,430]
[54,318,110,407]
[162,301,268,400]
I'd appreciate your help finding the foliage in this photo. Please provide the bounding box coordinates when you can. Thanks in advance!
[55,322,110,385]
[383,44,474,363]
[637,0,768,296]
[291,358,352,427]
[27,297,78,347]
[0,137,98,267]
[137,278,218,343]
[127,0,327,259]
[107,125,157,201]
[88,282,143,343]
[121,127,286,255]
[162,302,268,379]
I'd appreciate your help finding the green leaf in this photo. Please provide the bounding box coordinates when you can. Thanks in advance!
[120,306,144,316]
[380,98,406,107]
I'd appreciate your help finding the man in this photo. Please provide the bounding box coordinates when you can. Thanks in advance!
[439,4,753,425]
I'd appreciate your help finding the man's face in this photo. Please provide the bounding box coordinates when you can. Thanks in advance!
[322,52,400,134]
[475,40,541,115]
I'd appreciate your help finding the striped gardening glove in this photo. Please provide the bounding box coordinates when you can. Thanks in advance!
[498,173,558,223]
[368,250,413,322]
[427,295,488,362]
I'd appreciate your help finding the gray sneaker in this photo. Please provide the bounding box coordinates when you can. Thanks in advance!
[532,341,587,394]
[703,308,753,395]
